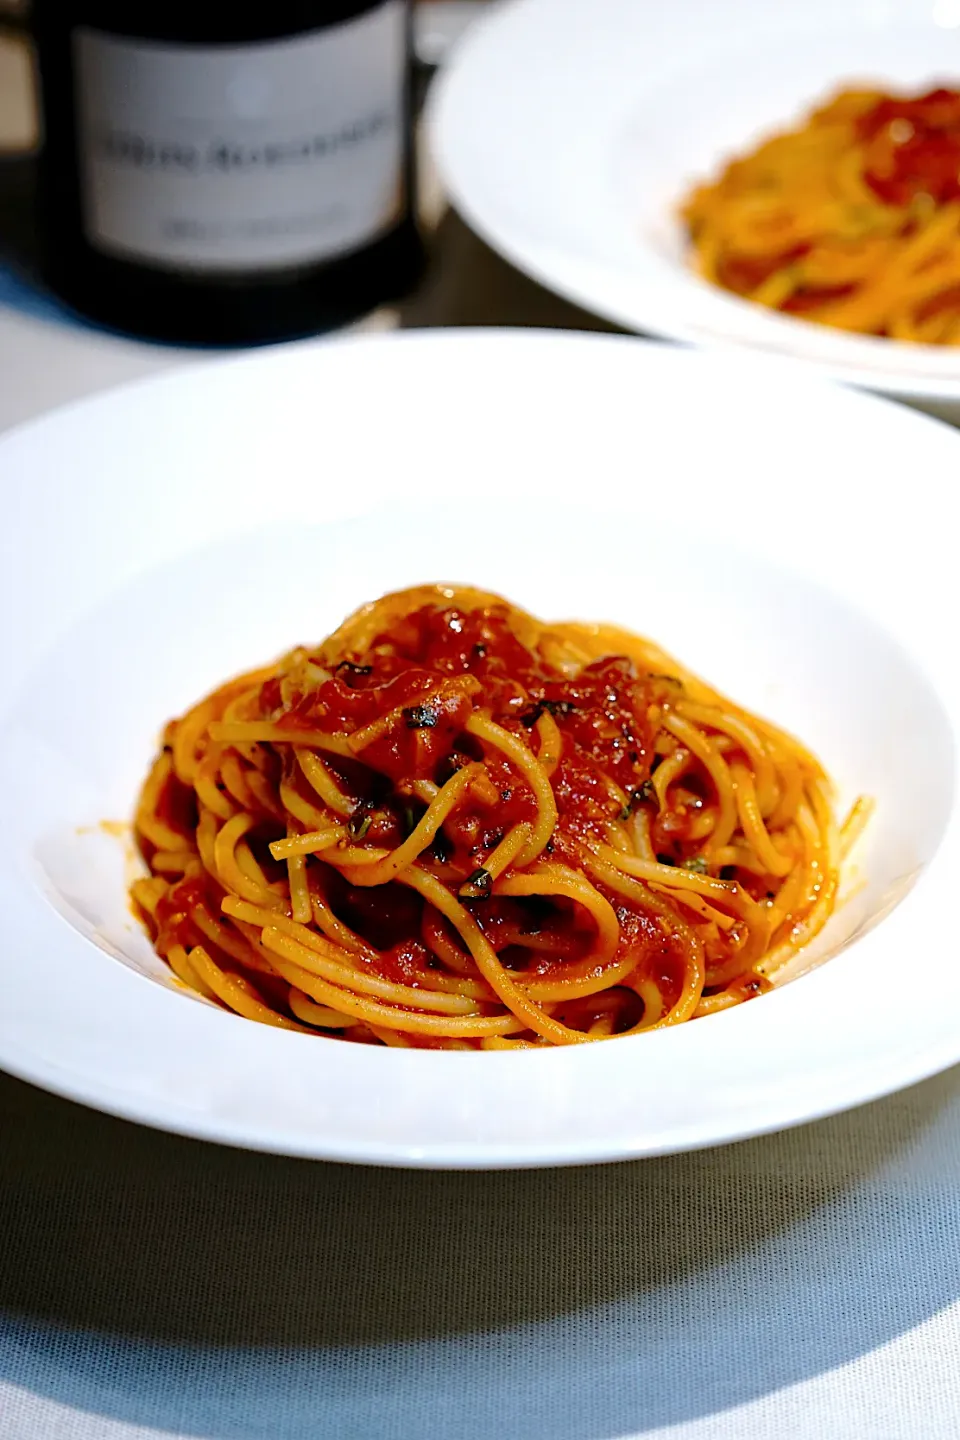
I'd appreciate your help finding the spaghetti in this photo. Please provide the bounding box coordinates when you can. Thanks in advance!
[132,585,857,1049]
[681,86,960,343]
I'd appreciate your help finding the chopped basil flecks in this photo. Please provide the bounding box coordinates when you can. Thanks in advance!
[348,810,373,840]
[618,778,656,819]
[682,856,709,874]
[404,704,440,729]
[460,867,493,900]
[520,698,575,728]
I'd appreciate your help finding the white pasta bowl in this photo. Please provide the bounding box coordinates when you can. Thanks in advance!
[430,0,960,420]
[0,329,957,1166]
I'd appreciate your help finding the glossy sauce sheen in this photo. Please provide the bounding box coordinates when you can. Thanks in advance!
[859,88,960,206]
[153,603,696,1024]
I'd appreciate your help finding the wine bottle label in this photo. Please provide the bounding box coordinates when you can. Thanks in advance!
[73,5,406,274]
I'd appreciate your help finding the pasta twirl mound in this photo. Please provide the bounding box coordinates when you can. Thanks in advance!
[132,586,866,1049]
[682,86,960,343]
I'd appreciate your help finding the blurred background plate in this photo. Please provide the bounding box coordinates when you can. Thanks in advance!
[430,0,960,421]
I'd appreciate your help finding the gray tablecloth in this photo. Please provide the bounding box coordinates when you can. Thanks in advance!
[4,1067,960,1439]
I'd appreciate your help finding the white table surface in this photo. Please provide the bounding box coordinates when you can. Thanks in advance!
[3,25,960,1440]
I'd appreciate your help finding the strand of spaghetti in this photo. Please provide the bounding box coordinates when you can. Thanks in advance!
[172,665,277,784]
[208,721,355,756]
[244,766,284,820]
[186,943,311,1031]
[260,934,527,1038]
[515,950,641,1002]
[593,844,765,926]
[171,696,222,786]
[479,923,570,957]
[481,1037,542,1051]
[578,852,706,1022]
[703,950,759,988]
[195,748,236,821]
[463,822,532,889]
[494,863,620,967]
[136,751,191,852]
[148,850,196,875]
[632,977,666,1027]
[230,914,295,971]
[220,752,259,812]
[573,991,627,1038]
[233,838,277,895]
[195,805,218,876]
[677,701,779,816]
[331,763,481,888]
[189,902,276,974]
[604,821,632,854]
[167,942,215,998]
[295,748,355,818]
[651,746,691,810]
[401,866,591,1045]
[287,852,312,923]
[347,677,481,755]
[759,803,837,975]
[538,633,593,674]
[650,959,704,1027]
[367,1025,414,1048]
[130,876,168,919]
[213,813,284,907]
[763,745,806,830]
[309,890,380,961]
[731,762,794,877]
[279,779,332,833]
[221,684,263,725]
[466,769,500,807]
[316,584,538,664]
[234,737,273,774]
[464,713,557,865]
[412,867,674,1036]
[763,827,817,937]
[686,810,719,843]
[661,713,738,853]
[407,967,495,1001]
[694,989,752,1018]
[648,881,736,931]
[535,711,563,777]
[600,773,631,813]
[407,778,440,804]
[315,843,390,868]
[288,988,362,1029]
[222,896,486,1014]
[840,796,875,859]
[628,807,657,862]
[269,828,345,860]
[421,905,474,975]
[345,691,434,753]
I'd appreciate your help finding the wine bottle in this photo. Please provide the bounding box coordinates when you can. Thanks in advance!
[31,1,423,344]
